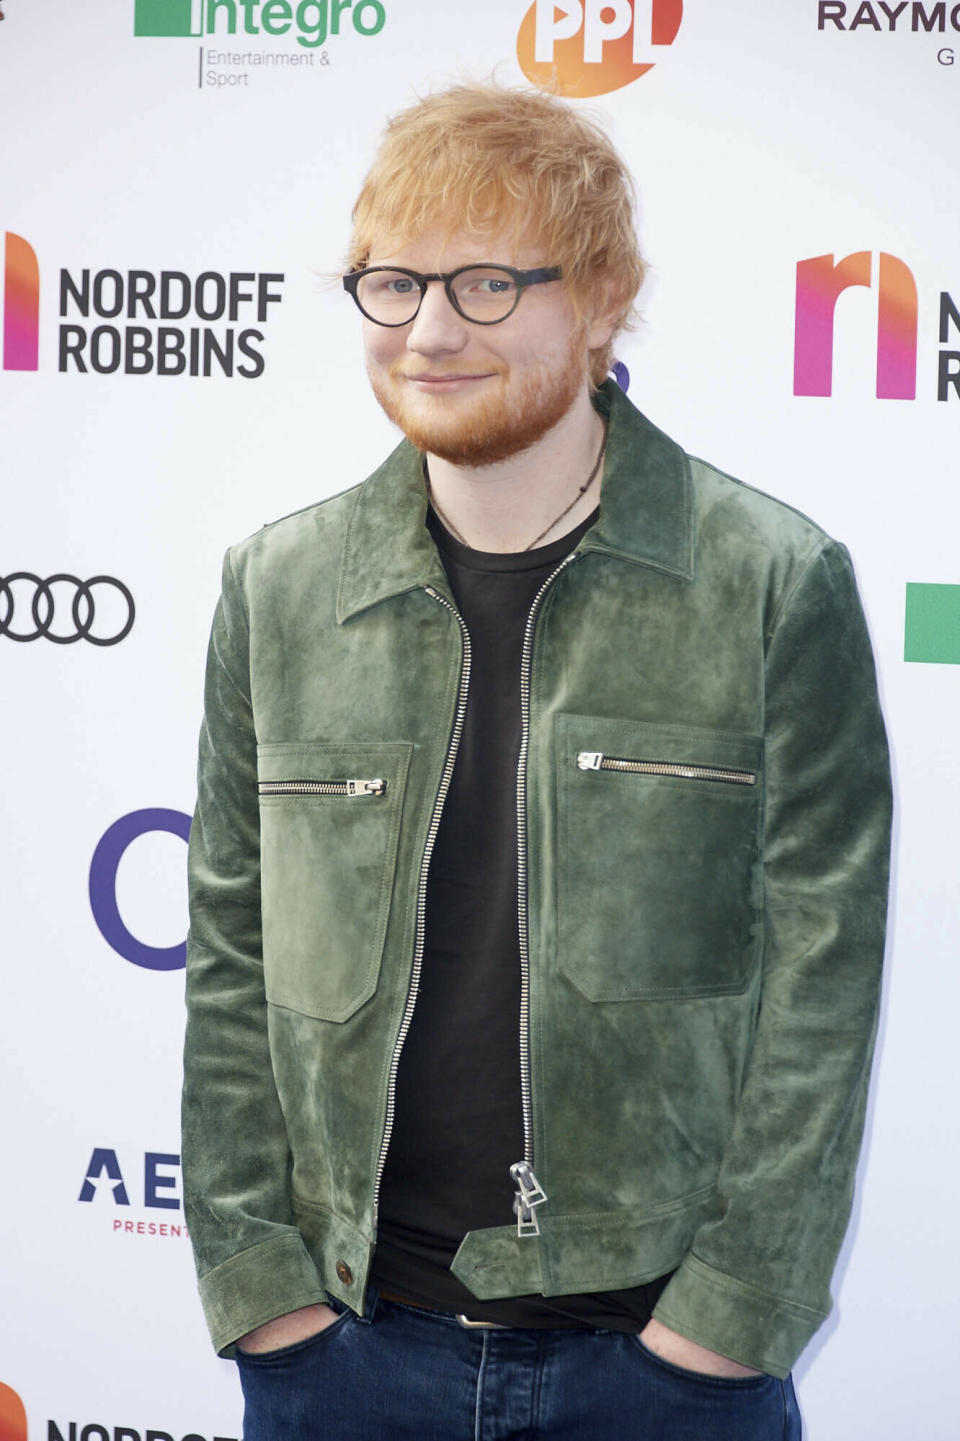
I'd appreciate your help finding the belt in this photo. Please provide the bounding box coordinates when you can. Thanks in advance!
[378,1289,509,1330]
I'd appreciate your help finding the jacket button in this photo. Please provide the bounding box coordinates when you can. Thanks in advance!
[336,1260,353,1286]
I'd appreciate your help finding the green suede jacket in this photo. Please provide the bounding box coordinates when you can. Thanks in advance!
[182,382,891,1378]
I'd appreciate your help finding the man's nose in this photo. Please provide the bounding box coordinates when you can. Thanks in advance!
[406,281,469,354]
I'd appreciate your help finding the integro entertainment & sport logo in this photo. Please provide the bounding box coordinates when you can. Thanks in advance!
[133,0,386,45]
[133,0,387,83]
[517,0,683,96]
[793,250,959,401]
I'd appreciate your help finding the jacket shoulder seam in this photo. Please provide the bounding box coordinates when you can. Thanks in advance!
[687,454,833,539]
[766,536,840,640]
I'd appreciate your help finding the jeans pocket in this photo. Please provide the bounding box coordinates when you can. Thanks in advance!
[630,1334,773,1391]
[236,1308,352,1367]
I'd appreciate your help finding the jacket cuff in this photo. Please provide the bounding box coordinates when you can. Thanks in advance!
[651,1253,829,1379]
[198,1232,327,1356]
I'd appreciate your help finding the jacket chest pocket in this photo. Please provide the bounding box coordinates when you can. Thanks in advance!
[555,714,763,1002]
[257,740,413,1021]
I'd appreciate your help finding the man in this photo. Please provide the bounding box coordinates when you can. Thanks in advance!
[182,84,892,1439]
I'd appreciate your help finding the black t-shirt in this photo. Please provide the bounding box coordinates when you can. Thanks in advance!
[370,504,672,1329]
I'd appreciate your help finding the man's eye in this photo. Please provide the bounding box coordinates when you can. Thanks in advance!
[385,276,417,295]
[473,277,515,294]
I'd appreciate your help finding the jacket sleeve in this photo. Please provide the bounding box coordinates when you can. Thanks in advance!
[651,538,892,1378]
[181,548,327,1355]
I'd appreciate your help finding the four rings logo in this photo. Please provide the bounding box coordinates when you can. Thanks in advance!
[1,573,135,644]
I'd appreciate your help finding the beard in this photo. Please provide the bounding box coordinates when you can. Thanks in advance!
[367,338,587,467]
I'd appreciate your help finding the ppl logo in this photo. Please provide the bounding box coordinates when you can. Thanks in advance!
[794,251,918,399]
[517,0,683,96]
[3,233,39,372]
[0,1384,28,1441]
[89,809,191,971]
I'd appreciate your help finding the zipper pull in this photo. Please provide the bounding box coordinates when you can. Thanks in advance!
[510,1161,547,1238]
[577,752,603,771]
[347,779,386,796]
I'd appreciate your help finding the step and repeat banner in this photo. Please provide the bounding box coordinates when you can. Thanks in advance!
[2,3,958,1438]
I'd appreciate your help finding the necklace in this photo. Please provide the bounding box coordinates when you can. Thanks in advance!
[424,419,607,553]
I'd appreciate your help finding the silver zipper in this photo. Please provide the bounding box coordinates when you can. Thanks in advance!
[577,753,756,787]
[371,585,472,1227]
[512,552,578,1237]
[258,778,386,797]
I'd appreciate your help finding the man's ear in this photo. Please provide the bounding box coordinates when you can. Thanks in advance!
[582,282,621,352]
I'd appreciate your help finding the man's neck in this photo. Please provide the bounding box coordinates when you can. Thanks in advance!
[424,389,606,554]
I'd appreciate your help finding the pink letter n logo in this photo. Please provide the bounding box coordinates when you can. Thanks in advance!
[794,251,917,399]
[3,232,40,371]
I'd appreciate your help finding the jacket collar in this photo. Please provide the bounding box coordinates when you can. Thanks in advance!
[337,380,693,624]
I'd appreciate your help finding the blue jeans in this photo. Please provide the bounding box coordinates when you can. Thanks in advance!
[236,1293,802,1440]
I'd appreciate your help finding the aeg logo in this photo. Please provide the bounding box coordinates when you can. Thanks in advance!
[517,0,683,96]
[78,1148,182,1213]
[3,232,39,371]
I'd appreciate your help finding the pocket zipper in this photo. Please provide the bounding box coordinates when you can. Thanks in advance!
[258,778,386,798]
[577,752,756,787]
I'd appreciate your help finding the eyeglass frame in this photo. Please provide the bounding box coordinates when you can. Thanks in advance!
[342,263,564,327]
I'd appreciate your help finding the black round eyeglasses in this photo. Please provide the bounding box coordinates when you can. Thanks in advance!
[342,264,563,327]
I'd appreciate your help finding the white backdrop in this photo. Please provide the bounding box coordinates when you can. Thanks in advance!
[3,3,958,1438]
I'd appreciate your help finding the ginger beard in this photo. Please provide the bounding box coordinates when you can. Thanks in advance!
[366,326,591,468]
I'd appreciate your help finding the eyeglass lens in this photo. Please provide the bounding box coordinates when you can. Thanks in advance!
[356,267,521,324]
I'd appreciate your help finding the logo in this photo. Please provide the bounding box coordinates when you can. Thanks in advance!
[59,267,283,377]
[79,1147,183,1215]
[0,574,135,645]
[904,583,960,663]
[794,251,918,399]
[0,1385,27,1441]
[794,252,959,400]
[7,1376,235,1441]
[3,247,284,378]
[939,292,960,398]
[818,2,960,31]
[517,0,683,96]
[133,0,386,47]
[49,1425,235,1441]
[50,1427,236,1441]
[89,809,191,971]
[78,1147,194,1245]
[3,233,39,372]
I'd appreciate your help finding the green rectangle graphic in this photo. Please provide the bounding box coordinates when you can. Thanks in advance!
[134,0,202,37]
[904,583,960,665]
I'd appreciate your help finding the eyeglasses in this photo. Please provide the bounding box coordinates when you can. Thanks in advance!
[342,263,563,327]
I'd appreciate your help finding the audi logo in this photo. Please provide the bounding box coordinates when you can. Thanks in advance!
[1,573,135,645]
